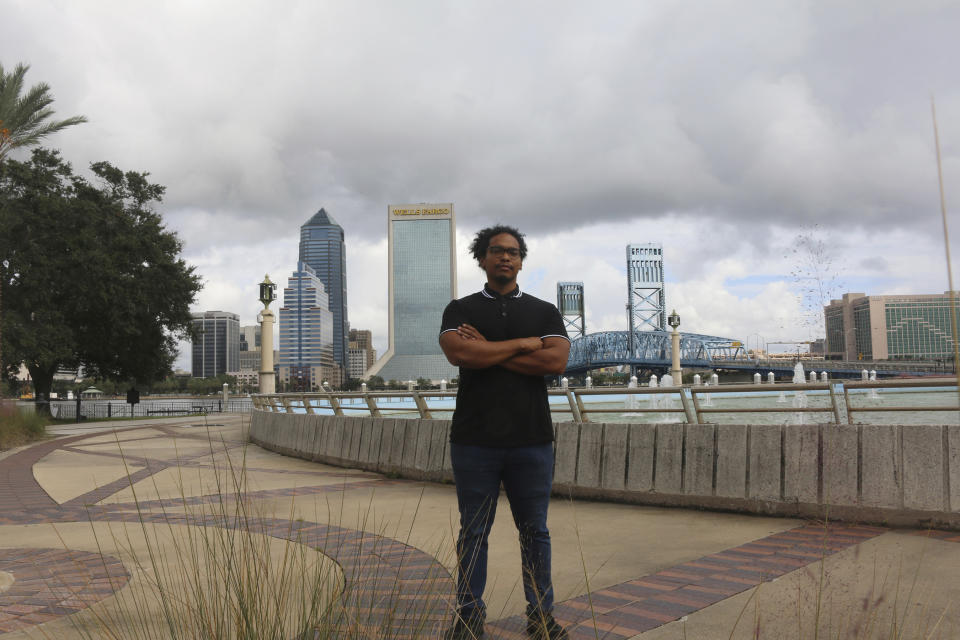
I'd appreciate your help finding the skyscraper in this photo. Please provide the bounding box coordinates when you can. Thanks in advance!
[299,208,348,376]
[348,329,376,379]
[191,311,240,378]
[366,203,458,382]
[277,262,338,389]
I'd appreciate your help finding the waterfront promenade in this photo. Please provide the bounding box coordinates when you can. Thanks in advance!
[1,415,958,638]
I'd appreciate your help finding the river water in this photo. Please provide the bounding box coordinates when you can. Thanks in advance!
[263,387,959,425]
[38,388,958,425]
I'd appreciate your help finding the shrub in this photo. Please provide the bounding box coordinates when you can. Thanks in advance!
[0,402,48,450]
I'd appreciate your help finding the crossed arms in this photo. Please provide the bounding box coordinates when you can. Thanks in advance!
[439,324,570,376]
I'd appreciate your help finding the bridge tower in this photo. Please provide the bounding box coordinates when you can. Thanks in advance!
[557,281,585,340]
[626,244,666,371]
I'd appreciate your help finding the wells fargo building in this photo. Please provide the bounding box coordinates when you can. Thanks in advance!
[366,203,459,382]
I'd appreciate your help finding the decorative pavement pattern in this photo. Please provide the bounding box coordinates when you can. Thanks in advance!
[0,422,954,639]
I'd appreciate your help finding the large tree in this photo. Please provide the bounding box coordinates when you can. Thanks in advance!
[0,148,201,402]
[0,62,87,391]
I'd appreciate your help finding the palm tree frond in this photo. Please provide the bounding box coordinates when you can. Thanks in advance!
[0,61,86,162]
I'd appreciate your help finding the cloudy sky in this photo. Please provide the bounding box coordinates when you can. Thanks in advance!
[4,0,959,366]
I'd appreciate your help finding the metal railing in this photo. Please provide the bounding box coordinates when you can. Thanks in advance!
[254,377,959,424]
[842,378,959,424]
[49,398,253,421]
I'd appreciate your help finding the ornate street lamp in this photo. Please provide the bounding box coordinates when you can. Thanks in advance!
[259,275,276,308]
[668,310,680,330]
[258,275,277,394]
[668,309,682,383]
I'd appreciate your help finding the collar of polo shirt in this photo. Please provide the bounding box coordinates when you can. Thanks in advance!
[481,284,522,299]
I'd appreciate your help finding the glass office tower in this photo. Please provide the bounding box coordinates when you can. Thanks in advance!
[366,203,458,382]
[299,208,348,374]
[191,311,240,378]
[277,262,336,389]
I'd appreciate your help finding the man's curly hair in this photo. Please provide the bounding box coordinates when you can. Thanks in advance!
[469,225,528,264]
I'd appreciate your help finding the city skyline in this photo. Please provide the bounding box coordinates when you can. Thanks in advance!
[2,2,957,372]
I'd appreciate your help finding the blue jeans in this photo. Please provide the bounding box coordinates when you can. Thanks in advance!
[450,442,555,619]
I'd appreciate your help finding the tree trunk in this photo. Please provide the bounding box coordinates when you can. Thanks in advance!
[26,362,57,415]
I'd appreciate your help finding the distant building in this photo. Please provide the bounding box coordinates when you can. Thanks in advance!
[228,369,260,389]
[299,208,349,374]
[366,203,458,382]
[239,350,261,371]
[277,262,339,389]
[348,329,377,378]
[239,325,261,352]
[191,311,240,377]
[824,292,960,361]
[231,350,277,389]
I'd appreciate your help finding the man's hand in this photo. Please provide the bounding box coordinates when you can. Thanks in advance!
[456,323,487,341]
[456,324,542,353]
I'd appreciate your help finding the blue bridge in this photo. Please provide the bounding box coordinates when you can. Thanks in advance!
[564,331,947,379]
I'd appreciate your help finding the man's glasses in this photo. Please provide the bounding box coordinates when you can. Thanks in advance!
[487,245,521,258]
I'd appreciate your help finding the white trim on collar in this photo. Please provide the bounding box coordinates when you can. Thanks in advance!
[481,285,522,299]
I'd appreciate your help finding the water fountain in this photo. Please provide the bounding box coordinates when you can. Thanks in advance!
[753,373,761,384]
[820,372,828,382]
[585,376,592,388]
[440,379,447,391]
[700,380,714,407]
[656,374,678,421]
[693,374,702,385]
[861,369,869,381]
[648,375,663,411]
[768,372,775,384]
[868,370,880,400]
[711,373,719,385]
[561,377,569,389]
[809,371,817,382]
[792,362,807,424]
[622,375,641,414]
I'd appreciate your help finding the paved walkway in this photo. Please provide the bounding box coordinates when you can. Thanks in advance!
[1,415,958,638]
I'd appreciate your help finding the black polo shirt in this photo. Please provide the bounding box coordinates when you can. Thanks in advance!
[440,284,569,447]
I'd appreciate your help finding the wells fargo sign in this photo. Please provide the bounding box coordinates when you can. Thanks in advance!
[391,205,451,217]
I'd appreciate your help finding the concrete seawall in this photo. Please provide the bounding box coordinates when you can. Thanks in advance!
[250,411,960,529]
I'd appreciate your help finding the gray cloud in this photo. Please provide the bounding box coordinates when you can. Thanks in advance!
[4,0,956,248]
[4,0,959,368]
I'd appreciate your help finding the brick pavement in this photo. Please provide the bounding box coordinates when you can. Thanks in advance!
[0,422,952,639]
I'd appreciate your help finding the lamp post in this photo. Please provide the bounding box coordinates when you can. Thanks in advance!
[258,275,277,394]
[668,309,682,384]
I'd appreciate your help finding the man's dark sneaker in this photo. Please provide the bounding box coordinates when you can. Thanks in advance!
[526,611,569,640]
[443,612,485,640]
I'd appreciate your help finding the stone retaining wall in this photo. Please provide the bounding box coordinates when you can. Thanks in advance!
[250,411,960,529]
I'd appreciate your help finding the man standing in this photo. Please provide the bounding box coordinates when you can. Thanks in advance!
[439,225,570,640]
